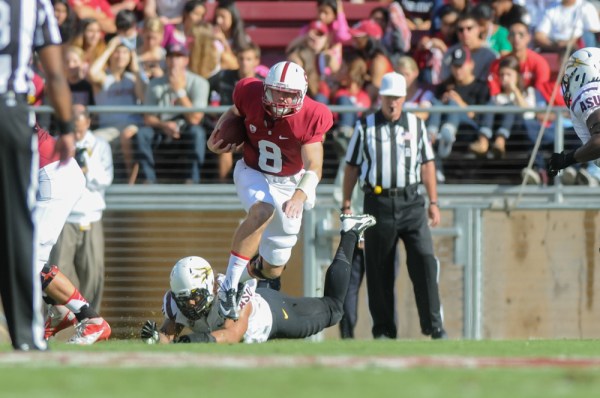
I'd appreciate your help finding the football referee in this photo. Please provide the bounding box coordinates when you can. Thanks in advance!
[0,0,75,351]
[341,72,447,340]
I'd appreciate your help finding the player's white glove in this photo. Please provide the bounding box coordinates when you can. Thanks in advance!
[140,320,160,344]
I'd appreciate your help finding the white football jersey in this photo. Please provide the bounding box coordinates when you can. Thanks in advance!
[569,81,600,144]
[163,274,273,343]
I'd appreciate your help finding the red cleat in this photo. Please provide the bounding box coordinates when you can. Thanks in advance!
[68,317,111,345]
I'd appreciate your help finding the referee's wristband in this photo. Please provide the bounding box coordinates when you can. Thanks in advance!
[56,119,75,136]
[429,201,438,206]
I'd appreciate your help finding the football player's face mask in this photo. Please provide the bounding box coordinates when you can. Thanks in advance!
[172,287,213,321]
[562,47,600,107]
[262,61,308,119]
[170,256,215,320]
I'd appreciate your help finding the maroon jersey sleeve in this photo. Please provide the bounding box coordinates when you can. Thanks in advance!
[296,97,333,144]
[233,77,263,117]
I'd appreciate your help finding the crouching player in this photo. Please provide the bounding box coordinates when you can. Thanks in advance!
[140,214,376,344]
[36,124,111,344]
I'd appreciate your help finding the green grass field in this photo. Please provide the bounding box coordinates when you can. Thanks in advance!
[2,339,600,397]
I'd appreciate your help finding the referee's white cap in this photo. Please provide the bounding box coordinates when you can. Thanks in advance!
[379,72,407,97]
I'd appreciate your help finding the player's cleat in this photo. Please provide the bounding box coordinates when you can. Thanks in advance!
[218,288,239,320]
[340,214,377,238]
[67,317,111,345]
[44,304,77,340]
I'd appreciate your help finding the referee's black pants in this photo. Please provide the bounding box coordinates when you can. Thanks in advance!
[363,190,443,339]
[0,97,46,350]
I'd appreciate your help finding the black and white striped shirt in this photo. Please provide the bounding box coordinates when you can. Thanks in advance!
[0,0,61,95]
[345,110,435,189]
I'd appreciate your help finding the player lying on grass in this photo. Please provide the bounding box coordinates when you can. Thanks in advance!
[140,214,376,344]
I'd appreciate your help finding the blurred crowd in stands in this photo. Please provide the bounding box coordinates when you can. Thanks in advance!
[31,0,600,185]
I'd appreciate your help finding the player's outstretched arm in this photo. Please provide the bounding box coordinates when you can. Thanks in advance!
[548,110,600,177]
[210,302,252,344]
[140,319,183,344]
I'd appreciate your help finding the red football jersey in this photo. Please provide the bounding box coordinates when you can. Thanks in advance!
[37,127,59,169]
[233,78,333,176]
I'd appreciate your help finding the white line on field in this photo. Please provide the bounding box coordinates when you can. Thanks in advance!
[1,352,600,369]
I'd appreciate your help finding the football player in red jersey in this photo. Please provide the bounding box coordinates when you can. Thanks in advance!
[207,61,333,319]
[35,124,111,344]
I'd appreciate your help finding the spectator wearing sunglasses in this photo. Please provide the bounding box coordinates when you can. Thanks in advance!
[439,11,497,82]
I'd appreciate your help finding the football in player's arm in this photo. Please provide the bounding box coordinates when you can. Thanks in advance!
[205,61,333,322]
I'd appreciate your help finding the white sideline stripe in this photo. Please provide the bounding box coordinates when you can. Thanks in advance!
[0,353,600,369]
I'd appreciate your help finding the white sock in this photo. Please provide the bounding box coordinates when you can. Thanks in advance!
[223,251,251,291]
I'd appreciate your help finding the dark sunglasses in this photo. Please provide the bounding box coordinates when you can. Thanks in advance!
[457,25,475,32]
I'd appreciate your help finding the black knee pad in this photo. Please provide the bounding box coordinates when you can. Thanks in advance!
[40,264,59,290]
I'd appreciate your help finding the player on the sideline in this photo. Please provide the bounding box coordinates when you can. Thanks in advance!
[547,47,600,176]
[36,124,111,344]
[140,214,376,344]
[207,61,333,320]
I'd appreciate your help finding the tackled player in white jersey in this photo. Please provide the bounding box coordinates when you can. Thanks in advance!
[140,214,376,344]
[548,47,600,177]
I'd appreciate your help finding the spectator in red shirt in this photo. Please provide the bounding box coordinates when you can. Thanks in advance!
[350,19,394,103]
[487,21,550,97]
[331,52,372,155]
[68,0,116,33]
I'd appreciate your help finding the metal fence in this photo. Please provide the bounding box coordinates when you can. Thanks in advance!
[34,104,576,185]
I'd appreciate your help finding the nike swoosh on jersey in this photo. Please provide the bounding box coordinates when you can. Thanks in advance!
[279,136,289,140]
[282,308,289,320]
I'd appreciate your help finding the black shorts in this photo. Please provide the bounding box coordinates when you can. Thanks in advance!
[258,288,338,340]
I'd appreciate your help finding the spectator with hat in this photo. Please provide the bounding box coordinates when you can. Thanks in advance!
[428,46,490,159]
[288,19,342,104]
[341,71,447,340]
[350,19,394,103]
[135,40,210,183]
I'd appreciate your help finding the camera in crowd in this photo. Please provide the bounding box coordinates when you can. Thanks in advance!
[75,147,88,169]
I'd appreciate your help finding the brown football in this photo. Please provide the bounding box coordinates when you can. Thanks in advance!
[214,115,246,146]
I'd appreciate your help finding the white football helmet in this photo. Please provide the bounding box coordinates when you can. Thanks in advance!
[263,61,308,118]
[170,256,215,320]
[562,47,600,107]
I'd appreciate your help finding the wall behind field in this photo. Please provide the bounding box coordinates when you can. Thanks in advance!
[324,210,600,340]
[2,208,599,342]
